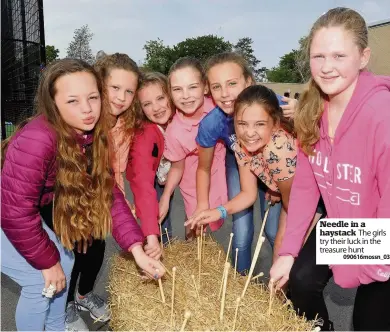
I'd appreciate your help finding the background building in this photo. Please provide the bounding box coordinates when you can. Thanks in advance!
[367,19,390,76]
[1,0,46,139]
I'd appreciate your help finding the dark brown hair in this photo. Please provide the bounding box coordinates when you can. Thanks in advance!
[234,84,295,136]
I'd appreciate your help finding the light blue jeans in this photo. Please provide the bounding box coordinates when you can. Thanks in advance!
[226,149,281,274]
[1,222,74,331]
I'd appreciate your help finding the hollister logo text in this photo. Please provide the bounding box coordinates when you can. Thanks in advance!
[308,151,362,206]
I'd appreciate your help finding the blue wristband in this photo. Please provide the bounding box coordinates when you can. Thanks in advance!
[216,206,228,220]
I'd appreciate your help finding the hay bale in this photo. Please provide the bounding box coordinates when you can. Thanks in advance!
[108,236,316,331]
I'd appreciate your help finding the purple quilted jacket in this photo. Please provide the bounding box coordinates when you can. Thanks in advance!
[1,115,144,270]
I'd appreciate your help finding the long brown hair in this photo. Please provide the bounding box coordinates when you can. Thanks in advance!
[2,58,114,250]
[295,7,369,155]
[94,53,141,144]
[234,84,295,136]
[134,71,174,131]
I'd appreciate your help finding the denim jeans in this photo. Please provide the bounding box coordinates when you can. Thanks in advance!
[155,177,173,244]
[1,222,74,331]
[225,149,281,273]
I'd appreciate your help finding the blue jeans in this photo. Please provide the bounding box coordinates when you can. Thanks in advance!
[155,178,173,245]
[1,222,74,331]
[225,149,281,274]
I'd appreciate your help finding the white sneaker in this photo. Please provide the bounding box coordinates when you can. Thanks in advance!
[65,302,89,332]
[75,291,111,322]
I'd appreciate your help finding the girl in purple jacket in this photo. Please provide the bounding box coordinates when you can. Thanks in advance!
[1,59,164,331]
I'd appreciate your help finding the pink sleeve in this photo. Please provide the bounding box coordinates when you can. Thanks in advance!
[279,148,320,257]
[164,126,187,162]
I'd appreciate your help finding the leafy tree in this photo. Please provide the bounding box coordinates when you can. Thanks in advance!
[234,37,266,81]
[45,45,59,64]
[142,35,232,75]
[66,25,94,64]
[266,36,310,83]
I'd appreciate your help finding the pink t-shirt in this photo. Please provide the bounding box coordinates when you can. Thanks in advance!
[164,97,227,231]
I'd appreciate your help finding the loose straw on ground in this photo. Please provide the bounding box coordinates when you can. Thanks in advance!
[220,262,230,322]
[241,204,271,299]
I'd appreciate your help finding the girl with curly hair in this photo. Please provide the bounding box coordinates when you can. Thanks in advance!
[1,58,164,331]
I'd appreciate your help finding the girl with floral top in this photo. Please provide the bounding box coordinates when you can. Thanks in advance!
[186,84,300,261]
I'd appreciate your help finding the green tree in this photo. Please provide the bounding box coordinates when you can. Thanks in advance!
[45,45,59,64]
[234,37,266,82]
[266,36,309,83]
[66,25,94,64]
[142,35,232,75]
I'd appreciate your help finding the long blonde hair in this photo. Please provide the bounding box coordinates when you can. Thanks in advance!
[94,53,141,144]
[295,7,368,155]
[2,59,114,250]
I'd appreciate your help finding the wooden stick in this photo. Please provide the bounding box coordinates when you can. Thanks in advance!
[159,261,172,278]
[170,267,176,328]
[198,226,203,284]
[159,223,163,249]
[165,228,171,247]
[197,236,200,259]
[268,281,274,316]
[217,250,221,263]
[158,279,165,303]
[180,310,191,332]
[225,233,234,264]
[191,275,200,302]
[241,204,271,299]
[234,248,239,279]
[219,262,230,322]
[251,272,264,281]
[232,296,241,331]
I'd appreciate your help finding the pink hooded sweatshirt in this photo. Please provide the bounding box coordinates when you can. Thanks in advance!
[279,71,390,288]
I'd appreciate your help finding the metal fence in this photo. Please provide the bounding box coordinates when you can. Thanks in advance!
[1,0,46,139]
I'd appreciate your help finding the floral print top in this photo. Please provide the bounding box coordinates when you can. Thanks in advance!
[232,129,297,192]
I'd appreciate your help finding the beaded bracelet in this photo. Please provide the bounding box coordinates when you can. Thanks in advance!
[216,205,228,220]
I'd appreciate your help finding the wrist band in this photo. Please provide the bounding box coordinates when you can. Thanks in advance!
[216,206,228,220]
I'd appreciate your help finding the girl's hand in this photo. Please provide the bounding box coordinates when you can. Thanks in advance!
[158,195,170,224]
[280,96,298,119]
[41,262,66,295]
[130,245,165,279]
[185,209,221,230]
[144,235,162,260]
[265,190,281,206]
[269,255,295,290]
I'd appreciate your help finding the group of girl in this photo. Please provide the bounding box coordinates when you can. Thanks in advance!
[1,7,389,332]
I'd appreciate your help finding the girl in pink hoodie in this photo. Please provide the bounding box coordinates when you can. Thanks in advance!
[270,7,390,331]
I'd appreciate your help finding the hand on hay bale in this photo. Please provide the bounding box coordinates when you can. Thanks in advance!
[185,208,221,230]
[129,244,165,280]
[144,234,163,260]
[269,255,295,290]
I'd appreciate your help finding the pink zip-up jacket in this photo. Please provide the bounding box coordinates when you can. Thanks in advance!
[279,71,390,288]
